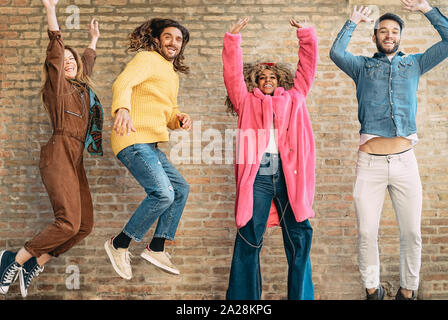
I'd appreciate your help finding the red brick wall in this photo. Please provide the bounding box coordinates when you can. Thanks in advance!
[1,0,447,300]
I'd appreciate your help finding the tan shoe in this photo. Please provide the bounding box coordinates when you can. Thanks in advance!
[140,246,180,275]
[104,238,132,280]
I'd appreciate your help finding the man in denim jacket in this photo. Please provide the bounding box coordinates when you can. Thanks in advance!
[330,0,448,300]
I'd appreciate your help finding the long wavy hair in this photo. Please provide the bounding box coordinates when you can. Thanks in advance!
[225,63,294,115]
[127,18,190,74]
[40,45,95,113]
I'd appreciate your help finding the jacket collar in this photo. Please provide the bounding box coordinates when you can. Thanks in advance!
[253,87,285,99]
[372,51,406,60]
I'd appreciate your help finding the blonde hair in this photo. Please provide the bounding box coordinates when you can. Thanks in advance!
[40,46,95,113]
[225,62,294,115]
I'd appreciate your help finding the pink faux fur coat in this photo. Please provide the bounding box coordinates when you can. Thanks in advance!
[223,27,318,229]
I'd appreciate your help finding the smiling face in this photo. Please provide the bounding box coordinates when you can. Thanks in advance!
[157,26,183,62]
[373,19,401,56]
[257,69,278,95]
[64,49,78,79]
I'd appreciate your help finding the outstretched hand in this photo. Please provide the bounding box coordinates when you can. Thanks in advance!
[113,109,136,136]
[400,0,432,13]
[89,18,100,40]
[229,17,249,34]
[350,5,374,24]
[43,0,59,9]
[290,18,303,29]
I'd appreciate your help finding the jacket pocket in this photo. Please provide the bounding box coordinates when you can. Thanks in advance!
[65,109,83,118]
[39,138,55,169]
[364,61,383,80]
[398,58,414,79]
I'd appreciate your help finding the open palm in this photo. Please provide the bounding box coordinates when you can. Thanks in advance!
[400,0,431,13]
[43,0,59,8]
[229,18,249,34]
[351,5,374,24]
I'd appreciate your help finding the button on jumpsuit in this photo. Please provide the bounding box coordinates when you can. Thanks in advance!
[24,30,96,258]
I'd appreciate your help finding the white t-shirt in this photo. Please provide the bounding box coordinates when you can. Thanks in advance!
[359,133,419,146]
[265,122,279,154]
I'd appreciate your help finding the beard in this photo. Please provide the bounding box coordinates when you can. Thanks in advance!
[157,44,180,62]
[376,39,400,55]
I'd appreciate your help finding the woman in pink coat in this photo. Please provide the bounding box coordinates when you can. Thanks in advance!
[223,18,317,300]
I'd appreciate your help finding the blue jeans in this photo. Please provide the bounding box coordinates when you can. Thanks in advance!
[226,153,314,300]
[117,143,190,241]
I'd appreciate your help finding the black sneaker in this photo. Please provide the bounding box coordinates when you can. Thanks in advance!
[366,285,385,300]
[0,250,21,294]
[395,287,416,300]
[19,257,44,298]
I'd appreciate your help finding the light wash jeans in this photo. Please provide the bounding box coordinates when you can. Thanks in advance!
[226,153,314,300]
[117,143,190,241]
[354,149,422,290]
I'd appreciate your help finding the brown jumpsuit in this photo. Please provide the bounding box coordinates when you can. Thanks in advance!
[24,30,96,258]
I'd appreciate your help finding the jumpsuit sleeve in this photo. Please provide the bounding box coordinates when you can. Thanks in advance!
[81,48,97,77]
[44,29,66,100]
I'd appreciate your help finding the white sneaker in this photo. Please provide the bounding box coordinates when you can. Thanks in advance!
[104,238,132,280]
[140,246,180,275]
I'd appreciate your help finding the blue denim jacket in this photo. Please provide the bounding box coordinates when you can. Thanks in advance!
[330,7,448,137]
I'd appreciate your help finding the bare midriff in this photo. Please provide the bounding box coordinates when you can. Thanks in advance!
[359,136,412,155]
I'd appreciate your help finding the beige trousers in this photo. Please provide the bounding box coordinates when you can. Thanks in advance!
[353,149,422,290]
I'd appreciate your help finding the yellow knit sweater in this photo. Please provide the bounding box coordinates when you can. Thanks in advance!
[111,50,186,156]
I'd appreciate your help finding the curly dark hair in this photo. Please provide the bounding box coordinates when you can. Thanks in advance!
[225,63,295,115]
[127,18,190,74]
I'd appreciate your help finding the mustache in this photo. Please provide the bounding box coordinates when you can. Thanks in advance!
[376,39,400,54]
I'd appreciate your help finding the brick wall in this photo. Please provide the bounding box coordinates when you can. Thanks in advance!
[1,0,447,300]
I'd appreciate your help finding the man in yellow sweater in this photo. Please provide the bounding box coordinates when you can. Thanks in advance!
[105,18,191,279]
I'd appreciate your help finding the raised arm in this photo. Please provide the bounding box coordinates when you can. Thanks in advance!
[222,18,250,115]
[329,6,373,80]
[43,0,65,97]
[289,19,318,96]
[401,0,448,74]
[82,18,100,77]
[44,0,59,31]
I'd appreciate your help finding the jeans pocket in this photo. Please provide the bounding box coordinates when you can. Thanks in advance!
[356,156,371,170]
[117,144,140,168]
[399,154,416,169]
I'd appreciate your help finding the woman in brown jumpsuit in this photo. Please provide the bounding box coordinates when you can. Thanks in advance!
[0,0,103,298]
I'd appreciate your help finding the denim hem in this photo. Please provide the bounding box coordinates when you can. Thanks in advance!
[153,233,174,241]
[122,228,143,243]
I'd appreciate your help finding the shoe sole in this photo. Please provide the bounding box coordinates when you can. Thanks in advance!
[0,250,20,295]
[104,241,132,280]
[19,268,27,298]
[0,250,6,294]
[140,251,180,275]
